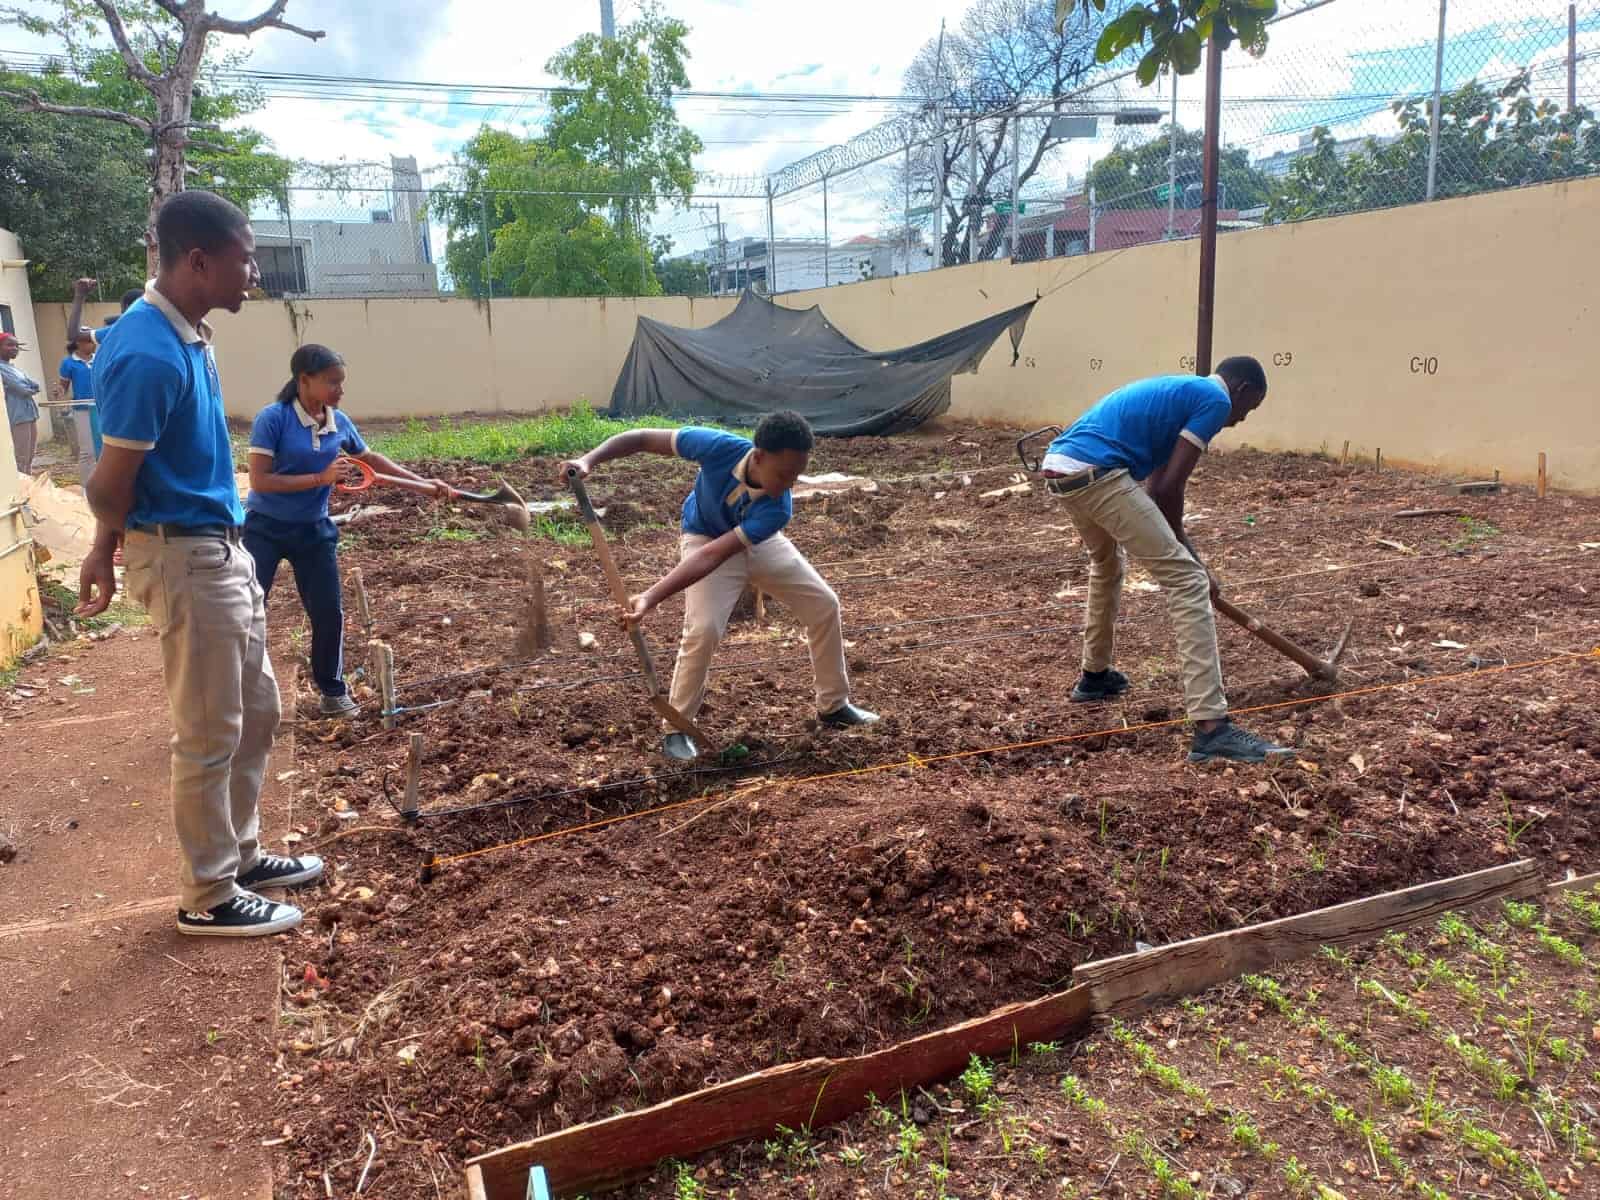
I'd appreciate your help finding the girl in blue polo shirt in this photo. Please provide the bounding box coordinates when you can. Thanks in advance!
[57,331,101,479]
[244,344,449,716]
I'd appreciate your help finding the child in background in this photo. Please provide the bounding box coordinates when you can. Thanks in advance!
[58,331,101,479]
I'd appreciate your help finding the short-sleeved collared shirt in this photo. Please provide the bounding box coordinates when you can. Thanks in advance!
[246,401,367,523]
[672,427,791,546]
[95,285,242,528]
[1048,375,1232,482]
[59,355,95,408]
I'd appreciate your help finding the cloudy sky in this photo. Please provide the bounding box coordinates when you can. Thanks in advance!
[4,0,1594,251]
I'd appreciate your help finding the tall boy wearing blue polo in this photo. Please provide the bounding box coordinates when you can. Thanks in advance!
[75,191,321,938]
[563,411,878,761]
[1043,357,1291,765]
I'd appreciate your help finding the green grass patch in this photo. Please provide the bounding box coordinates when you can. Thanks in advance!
[530,512,592,546]
[39,576,148,631]
[423,525,484,543]
[368,401,746,466]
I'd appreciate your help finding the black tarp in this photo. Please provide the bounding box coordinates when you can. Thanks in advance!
[608,290,1035,437]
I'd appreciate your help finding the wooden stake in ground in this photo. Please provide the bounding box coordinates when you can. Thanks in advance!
[1340,439,1350,467]
[1538,451,1547,499]
[754,588,766,624]
[401,733,423,821]
[368,640,396,731]
[512,554,552,659]
[349,568,373,635]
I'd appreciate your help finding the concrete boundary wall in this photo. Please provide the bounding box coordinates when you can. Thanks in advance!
[779,177,1600,491]
[32,176,1600,488]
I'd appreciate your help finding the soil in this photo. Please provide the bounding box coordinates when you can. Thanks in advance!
[0,633,290,1200]
[257,423,1600,1198]
[619,883,1600,1198]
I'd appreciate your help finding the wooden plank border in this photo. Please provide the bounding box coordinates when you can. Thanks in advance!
[464,985,1092,1199]
[1072,859,1542,1017]
[461,858,1557,1199]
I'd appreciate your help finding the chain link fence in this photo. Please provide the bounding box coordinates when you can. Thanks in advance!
[761,0,1600,291]
[216,0,1598,300]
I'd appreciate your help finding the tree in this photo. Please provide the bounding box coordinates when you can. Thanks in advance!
[435,130,661,299]
[1055,0,1278,82]
[0,58,147,298]
[1,0,322,273]
[431,4,702,298]
[1268,72,1599,223]
[544,3,701,231]
[1085,123,1273,210]
[1,44,293,296]
[899,0,1126,268]
[654,251,708,297]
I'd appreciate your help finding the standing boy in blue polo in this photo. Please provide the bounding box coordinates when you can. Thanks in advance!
[563,411,878,760]
[75,191,321,938]
[1042,357,1291,764]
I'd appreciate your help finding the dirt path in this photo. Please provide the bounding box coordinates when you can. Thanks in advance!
[1,633,296,1200]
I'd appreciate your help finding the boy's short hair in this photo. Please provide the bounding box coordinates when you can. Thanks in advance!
[753,410,814,455]
[118,288,143,311]
[155,190,250,269]
[1216,355,1268,393]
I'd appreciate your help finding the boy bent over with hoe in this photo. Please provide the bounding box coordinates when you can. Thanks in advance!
[563,411,878,761]
[1043,356,1293,765]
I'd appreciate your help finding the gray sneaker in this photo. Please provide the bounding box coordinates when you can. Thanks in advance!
[319,692,359,717]
[1188,720,1294,764]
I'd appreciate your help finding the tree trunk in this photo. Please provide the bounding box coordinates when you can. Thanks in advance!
[145,66,199,278]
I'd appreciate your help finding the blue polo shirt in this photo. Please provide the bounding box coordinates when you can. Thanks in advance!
[246,401,367,523]
[95,290,243,529]
[1048,375,1232,482]
[59,356,94,409]
[673,427,791,546]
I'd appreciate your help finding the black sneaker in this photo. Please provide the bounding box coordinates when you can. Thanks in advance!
[1071,668,1129,703]
[662,732,699,761]
[820,702,880,728]
[177,890,302,938]
[1188,720,1295,765]
[237,852,324,890]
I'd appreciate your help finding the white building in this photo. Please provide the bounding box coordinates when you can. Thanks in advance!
[682,231,933,296]
[253,156,437,297]
[1254,132,1400,179]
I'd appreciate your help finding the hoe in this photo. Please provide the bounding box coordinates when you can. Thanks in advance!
[1017,425,1352,686]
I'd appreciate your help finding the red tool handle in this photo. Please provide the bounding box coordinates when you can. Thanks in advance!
[334,455,377,493]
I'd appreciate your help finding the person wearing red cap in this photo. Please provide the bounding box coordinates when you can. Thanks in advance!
[1,331,42,475]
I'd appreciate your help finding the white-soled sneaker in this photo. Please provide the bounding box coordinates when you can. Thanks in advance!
[237,852,324,890]
[177,890,302,938]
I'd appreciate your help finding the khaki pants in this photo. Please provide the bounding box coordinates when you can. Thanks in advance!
[72,408,97,478]
[1056,470,1228,721]
[124,530,281,911]
[10,420,36,475]
[668,533,850,720]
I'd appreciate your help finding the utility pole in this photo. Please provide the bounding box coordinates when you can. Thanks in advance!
[1426,0,1447,201]
[967,120,979,264]
[715,201,724,296]
[599,0,615,38]
[1570,3,1579,112]
[932,20,946,270]
[822,174,830,286]
[1008,108,1020,260]
[1166,75,1178,240]
[1194,31,1223,376]
[904,141,912,275]
[765,180,776,294]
